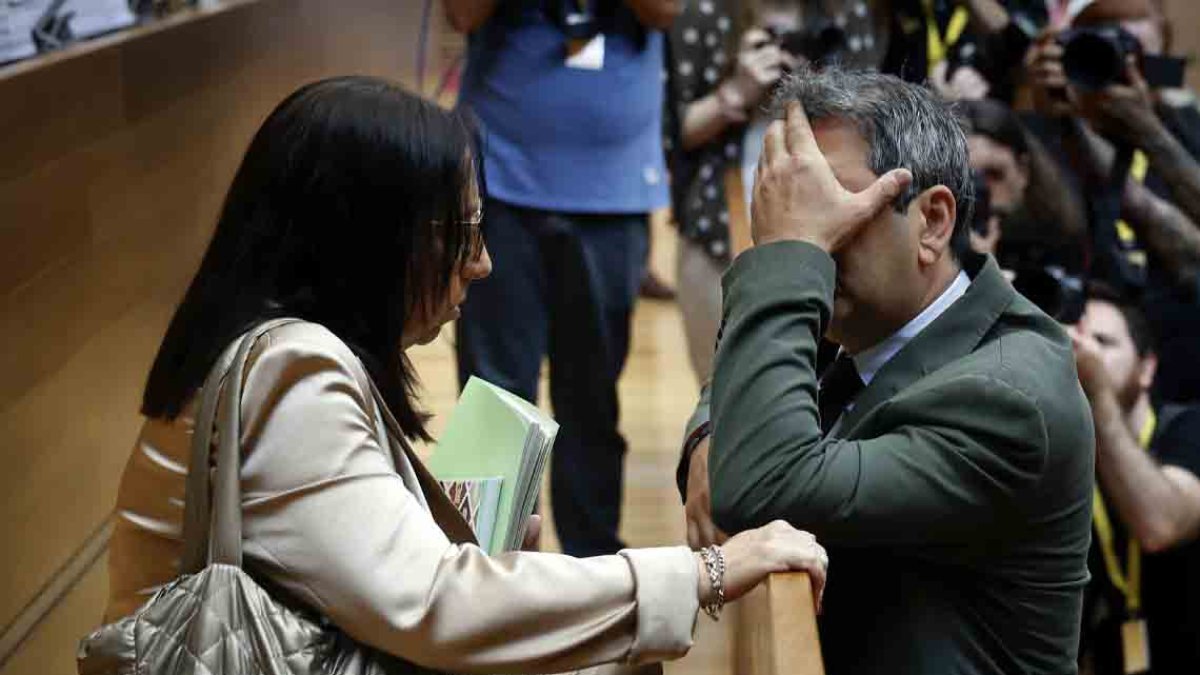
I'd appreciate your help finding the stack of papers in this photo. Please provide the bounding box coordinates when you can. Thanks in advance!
[428,377,558,554]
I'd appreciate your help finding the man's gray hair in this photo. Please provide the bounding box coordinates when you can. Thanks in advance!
[771,66,974,258]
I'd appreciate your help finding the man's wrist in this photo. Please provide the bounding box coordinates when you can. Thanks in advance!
[1118,108,1165,143]
[683,421,712,464]
[677,421,712,500]
[1085,381,1121,417]
[754,232,832,252]
[1137,114,1177,155]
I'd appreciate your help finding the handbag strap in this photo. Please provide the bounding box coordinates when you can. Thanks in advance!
[179,318,477,575]
[180,318,300,573]
[363,378,478,547]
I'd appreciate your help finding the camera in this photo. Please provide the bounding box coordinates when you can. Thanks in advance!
[972,170,1086,323]
[1058,25,1142,90]
[768,20,846,65]
[1011,265,1086,324]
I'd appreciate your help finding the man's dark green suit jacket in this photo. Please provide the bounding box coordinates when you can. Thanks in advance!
[682,241,1094,674]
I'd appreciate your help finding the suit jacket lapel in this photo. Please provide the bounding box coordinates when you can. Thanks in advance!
[833,253,1016,436]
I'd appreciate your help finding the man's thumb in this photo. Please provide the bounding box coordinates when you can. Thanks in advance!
[854,168,913,219]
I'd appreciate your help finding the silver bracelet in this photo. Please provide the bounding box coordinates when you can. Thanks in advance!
[700,545,726,621]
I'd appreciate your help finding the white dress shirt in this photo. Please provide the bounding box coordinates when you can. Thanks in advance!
[851,270,972,386]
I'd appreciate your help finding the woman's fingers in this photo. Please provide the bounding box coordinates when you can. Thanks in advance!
[768,521,829,613]
[797,541,829,613]
[521,514,542,551]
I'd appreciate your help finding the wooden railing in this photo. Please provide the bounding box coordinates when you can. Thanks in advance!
[734,573,825,675]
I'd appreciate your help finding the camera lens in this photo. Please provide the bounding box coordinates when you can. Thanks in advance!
[1060,27,1138,90]
[1012,266,1085,323]
[777,22,845,64]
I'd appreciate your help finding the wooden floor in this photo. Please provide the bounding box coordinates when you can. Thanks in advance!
[0,219,735,675]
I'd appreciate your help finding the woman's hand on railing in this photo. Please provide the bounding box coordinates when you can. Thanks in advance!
[697,520,828,613]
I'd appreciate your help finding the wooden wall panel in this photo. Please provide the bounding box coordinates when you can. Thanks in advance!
[0,557,110,675]
[0,0,423,646]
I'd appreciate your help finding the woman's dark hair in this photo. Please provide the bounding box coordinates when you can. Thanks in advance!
[141,76,481,441]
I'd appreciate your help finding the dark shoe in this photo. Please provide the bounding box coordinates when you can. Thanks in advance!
[639,271,676,301]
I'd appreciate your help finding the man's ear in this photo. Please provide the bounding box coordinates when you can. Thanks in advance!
[913,185,957,266]
[1139,353,1159,393]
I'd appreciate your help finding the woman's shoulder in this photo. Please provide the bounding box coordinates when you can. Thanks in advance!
[244,320,376,403]
[253,321,365,369]
[237,320,397,486]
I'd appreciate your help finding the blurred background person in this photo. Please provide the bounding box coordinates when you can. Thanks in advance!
[1070,283,1200,675]
[1024,0,1200,404]
[666,0,889,383]
[445,0,678,557]
[665,0,800,383]
[885,0,1050,101]
[959,97,1089,320]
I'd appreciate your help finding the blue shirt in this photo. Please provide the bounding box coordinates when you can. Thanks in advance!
[458,4,669,214]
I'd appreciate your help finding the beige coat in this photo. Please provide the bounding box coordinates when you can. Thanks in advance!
[105,321,699,674]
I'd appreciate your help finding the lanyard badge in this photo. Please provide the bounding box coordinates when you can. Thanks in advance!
[1093,411,1157,674]
[560,0,604,69]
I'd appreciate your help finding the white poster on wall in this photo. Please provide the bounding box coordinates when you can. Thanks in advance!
[1,1,45,63]
[67,0,136,38]
[0,0,136,65]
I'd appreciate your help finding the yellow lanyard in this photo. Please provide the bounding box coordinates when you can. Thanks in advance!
[1092,410,1157,615]
[1115,151,1151,253]
[923,0,970,73]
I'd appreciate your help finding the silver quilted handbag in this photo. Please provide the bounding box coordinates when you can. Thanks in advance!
[77,320,440,675]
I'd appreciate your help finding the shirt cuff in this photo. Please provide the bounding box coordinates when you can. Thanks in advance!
[676,420,712,502]
[617,547,699,664]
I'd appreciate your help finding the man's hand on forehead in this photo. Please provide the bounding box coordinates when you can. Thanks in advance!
[750,101,912,253]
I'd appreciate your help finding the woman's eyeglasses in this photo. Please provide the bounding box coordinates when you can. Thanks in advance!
[434,208,485,262]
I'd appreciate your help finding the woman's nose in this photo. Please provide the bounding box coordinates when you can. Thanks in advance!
[465,243,492,281]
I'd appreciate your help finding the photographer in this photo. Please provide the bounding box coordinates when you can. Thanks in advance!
[960,98,1090,321]
[1070,284,1200,675]
[884,0,1050,101]
[1025,0,1200,402]
[961,98,1086,254]
[667,0,837,383]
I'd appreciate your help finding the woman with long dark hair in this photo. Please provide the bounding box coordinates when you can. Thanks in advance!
[103,77,828,673]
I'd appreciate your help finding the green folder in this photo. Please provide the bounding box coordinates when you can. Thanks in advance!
[427,377,559,554]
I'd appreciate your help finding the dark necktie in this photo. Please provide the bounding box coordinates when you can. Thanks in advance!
[819,354,865,434]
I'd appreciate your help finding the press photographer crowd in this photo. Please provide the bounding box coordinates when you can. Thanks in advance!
[51,0,1200,674]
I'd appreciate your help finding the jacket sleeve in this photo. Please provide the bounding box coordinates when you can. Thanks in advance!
[235,330,699,674]
[708,241,1049,547]
[675,384,712,503]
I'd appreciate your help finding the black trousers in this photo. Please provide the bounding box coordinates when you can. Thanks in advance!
[455,197,648,556]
